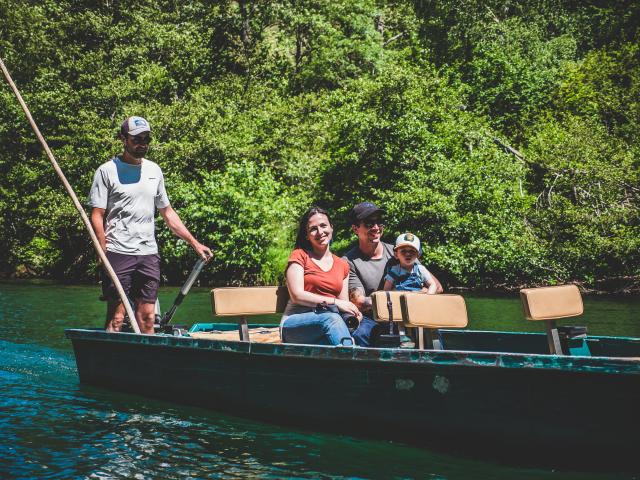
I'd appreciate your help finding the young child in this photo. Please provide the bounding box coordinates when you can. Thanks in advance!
[383,233,437,293]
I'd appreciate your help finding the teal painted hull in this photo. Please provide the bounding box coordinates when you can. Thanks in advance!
[66,326,640,468]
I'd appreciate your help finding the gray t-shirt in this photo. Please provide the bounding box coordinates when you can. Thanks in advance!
[343,242,396,296]
[88,156,170,255]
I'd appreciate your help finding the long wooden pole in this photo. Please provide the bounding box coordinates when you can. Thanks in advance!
[0,57,141,334]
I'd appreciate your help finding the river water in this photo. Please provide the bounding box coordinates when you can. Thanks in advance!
[1,281,638,479]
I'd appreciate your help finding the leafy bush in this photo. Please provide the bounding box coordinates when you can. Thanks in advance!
[524,114,640,283]
[319,66,543,288]
[157,160,297,285]
[0,0,637,291]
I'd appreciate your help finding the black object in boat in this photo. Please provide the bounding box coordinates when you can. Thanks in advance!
[156,258,207,331]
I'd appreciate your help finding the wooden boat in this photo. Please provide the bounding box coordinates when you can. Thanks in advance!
[65,285,640,468]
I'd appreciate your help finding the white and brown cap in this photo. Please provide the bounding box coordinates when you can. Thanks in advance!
[120,116,151,136]
[394,232,421,254]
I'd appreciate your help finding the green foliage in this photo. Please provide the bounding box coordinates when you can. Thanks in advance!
[465,19,576,139]
[157,160,297,285]
[320,66,542,287]
[524,114,640,282]
[0,0,637,291]
[277,0,384,92]
[554,43,640,145]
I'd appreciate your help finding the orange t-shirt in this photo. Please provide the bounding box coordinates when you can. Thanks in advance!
[287,248,350,298]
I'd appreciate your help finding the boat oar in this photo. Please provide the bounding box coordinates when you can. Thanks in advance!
[159,258,206,328]
[0,57,141,334]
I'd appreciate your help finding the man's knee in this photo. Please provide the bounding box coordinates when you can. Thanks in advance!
[136,302,157,333]
[352,316,376,347]
[105,302,126,331]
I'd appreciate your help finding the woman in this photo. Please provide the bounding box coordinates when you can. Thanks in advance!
[281,206,362,345]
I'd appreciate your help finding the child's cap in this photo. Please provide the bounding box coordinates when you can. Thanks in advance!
[394,232,421,254]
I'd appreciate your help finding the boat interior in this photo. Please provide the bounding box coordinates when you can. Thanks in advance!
[188,284,640,358]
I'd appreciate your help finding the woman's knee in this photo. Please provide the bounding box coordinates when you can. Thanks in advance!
[320,312,344,328]
[321,313,351,341]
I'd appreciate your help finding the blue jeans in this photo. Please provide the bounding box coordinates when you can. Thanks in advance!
[352,315,377,347]
[281,311,352,346]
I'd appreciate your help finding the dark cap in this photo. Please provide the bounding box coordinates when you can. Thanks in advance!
[349,202,385,224]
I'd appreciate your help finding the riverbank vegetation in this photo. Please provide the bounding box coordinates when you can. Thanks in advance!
[0,1,638,292]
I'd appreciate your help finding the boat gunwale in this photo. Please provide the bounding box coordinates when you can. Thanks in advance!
[64,327,640,375]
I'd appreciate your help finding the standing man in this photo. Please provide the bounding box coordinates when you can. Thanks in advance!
[89,116,212,334]
[343,202,443,346]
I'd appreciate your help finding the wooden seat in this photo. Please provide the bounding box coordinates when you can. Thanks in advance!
[399,294,468,350]
[211,286,289,342]
[190,327,281,343]
[371,291,411,337]
[520,285,586,355]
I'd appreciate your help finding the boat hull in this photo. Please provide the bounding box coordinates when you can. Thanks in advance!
[66,328,640,467]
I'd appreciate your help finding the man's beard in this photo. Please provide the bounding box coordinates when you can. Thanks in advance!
[126,144,146,159]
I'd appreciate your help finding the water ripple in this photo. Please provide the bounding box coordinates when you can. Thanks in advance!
[1,283,638,479]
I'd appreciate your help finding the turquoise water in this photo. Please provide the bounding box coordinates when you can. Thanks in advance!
[1,281,639,479]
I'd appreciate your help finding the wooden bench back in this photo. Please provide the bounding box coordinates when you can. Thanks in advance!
[519,284,585,356]
[371,291,410,322]
[520,285,583,321]
[211,286,289,316]
[399,294,468,328]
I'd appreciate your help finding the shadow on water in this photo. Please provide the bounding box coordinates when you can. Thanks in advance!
[1,282,639,478]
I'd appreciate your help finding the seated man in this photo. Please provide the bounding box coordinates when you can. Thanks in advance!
[343,202,443,346]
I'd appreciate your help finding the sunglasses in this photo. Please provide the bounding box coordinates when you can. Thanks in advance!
[129,135,152,145]
[362,219,384,229]
[398,248,418,256]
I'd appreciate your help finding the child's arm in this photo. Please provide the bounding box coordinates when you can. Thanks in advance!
[383,270,396,291]
[424,279,437,294]
[418,264,438,294]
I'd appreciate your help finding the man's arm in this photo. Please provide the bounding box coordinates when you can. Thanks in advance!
[158,206,213,261]
[348,286,372,313]
[345,256,373,314]
[90,208,107,252]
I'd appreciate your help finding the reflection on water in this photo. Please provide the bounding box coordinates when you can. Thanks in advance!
[0,282,638,479]
[465,292,640,337]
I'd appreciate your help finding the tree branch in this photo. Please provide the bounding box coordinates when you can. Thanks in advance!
[384,31,406,47]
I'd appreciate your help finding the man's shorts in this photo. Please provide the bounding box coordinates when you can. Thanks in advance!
[101,251,161,304]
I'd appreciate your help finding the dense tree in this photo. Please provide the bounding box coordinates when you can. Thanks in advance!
[318,66,542,288]
[0,0,637,291]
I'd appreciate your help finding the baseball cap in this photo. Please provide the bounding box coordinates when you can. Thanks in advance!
[394,232,421,254]
[349,202,385,224]
[121,116,151,136]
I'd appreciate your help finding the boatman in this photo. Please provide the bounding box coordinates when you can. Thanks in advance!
[343,202,443,346]
[88,116,213,334]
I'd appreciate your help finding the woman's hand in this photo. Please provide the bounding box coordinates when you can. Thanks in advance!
[335,299,363,321]
[336,276,362,320]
